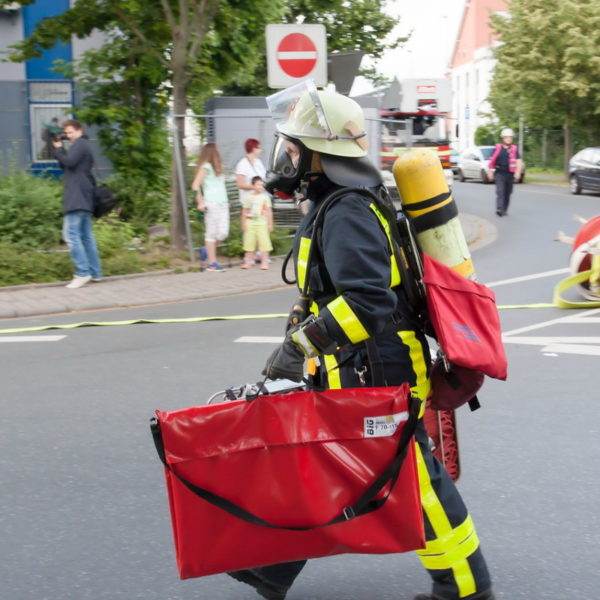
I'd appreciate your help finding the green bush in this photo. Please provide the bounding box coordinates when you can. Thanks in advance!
[105,173,171,229]
[0,243,72,286]
[0,171,63,249]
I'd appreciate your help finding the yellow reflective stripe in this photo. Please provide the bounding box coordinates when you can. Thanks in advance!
[327,296,369,344]
[297,237,311,291]
[396,330,430,416]
[415,441,452,532]
[323,353,341,389]
[414,443,477,596]
[417,516,475,555]
[417,530,479,569]
[368,203,401,287]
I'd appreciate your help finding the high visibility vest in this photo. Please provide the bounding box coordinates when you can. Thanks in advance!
[488,143,518,173]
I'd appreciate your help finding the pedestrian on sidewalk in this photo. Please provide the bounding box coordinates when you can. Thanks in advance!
[52,119,102,289]
[240,176,273,270]
[235,138,267,206]
[487,127,523,216]
[191,142,230,272]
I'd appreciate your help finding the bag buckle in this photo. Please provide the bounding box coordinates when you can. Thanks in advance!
[343,506,356,521]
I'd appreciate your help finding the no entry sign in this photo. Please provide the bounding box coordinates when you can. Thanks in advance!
[266,24,327,88]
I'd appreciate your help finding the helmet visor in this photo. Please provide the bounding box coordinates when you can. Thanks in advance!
[266,79,366,144]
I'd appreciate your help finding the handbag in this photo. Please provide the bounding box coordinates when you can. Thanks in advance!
[93,184,118,218]
[423,253,508,381]
[151,384,425,579]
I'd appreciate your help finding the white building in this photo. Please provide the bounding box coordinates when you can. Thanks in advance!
[448,0,508,150]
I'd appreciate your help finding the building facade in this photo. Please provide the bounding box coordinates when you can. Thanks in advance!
[0,1,109,176]
[448,0,508,150]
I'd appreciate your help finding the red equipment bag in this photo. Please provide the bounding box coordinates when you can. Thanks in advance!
[151,385,425,579]
[422,254,508,381]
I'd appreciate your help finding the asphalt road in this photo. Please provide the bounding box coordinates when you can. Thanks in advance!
[1,180,598,600]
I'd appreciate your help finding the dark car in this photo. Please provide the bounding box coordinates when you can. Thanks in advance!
[569,147,600,194]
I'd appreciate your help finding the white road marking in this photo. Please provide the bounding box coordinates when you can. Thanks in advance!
[0,335,66,343]
[502,308,600,336]
[235,336,284,344]
[487,268,569,287]
[503,336,600,345]
[540,343,600,356]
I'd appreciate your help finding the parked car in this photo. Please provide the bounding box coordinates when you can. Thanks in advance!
[568,147,600,194]
[456,145,525,183]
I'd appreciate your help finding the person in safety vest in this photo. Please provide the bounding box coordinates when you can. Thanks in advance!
[487,127,523,217]
[226,80,496,600]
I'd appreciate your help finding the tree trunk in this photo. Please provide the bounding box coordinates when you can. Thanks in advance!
[563,116,573,181]
[170,67,188,252]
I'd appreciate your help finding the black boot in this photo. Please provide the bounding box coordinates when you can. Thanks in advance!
[414,590,495,600]
[227,569,289,600]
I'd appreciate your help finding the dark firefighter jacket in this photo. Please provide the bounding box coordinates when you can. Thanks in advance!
[293,175,432,402]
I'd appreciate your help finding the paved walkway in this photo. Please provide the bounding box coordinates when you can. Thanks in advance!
[0,213,490,319]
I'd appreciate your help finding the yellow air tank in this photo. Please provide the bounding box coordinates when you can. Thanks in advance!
[393,149,475,279]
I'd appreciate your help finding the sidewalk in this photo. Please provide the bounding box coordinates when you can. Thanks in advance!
[0,213,489,319]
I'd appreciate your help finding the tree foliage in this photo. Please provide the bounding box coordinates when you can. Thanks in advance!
[220,0,404,96]
[489,0,600,171]
[2,0,401,247]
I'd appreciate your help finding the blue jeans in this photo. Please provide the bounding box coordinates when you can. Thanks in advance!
[62,210,102,278]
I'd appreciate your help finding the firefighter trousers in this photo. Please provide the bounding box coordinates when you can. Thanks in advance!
[246,417,491,599]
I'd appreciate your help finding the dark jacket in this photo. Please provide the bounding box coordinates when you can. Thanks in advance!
[293,175,431,392]
[53,136,95,214]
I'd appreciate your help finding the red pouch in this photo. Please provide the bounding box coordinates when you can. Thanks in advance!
[423,254,508,380]
[151,385,424,579]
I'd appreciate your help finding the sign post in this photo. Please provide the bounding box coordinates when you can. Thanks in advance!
[266,24,327,88]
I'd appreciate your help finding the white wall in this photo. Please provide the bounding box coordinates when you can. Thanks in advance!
[0,10,26,80]
[450,45,497,150]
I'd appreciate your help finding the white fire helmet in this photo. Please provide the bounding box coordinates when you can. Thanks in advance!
[266,79,368,157]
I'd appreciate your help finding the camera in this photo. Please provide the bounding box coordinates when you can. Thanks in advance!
[53,132,68,142]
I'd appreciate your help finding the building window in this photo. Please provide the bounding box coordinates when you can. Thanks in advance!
[28,81,73,163]
[30,104,73,161]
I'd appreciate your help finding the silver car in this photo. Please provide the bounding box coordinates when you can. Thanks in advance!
[456,146,496,183]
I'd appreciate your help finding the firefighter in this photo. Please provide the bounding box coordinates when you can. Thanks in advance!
[227,81,495,600]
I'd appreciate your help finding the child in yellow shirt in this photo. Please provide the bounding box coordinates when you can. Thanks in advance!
[240,176,273,270]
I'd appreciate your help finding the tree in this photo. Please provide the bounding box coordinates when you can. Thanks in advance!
[489,0,600,174]
[221,0,404,96]
[3,0,285,251]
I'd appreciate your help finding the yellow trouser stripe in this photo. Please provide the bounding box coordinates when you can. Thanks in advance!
[297,237,311,291]
[414,443,477,597]
[327,296,369,344]
[418,515,475,555]
[323,353,341,389]
[396,330,430,416]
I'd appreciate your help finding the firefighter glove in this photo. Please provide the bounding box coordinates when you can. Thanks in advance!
[290,315,337,358]
[262,338,305,382]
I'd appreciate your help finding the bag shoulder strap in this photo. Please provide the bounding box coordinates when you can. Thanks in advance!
[150,394,420,531]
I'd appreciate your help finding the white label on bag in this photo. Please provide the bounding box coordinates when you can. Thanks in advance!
[364,411,408,438]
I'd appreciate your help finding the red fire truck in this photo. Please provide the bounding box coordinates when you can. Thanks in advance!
[379,78,453,188]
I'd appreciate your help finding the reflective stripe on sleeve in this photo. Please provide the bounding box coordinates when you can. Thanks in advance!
[326,296,369,344]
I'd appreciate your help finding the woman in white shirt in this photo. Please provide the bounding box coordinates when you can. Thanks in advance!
[235,138,266,205]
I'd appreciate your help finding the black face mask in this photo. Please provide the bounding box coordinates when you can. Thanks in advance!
[265,134,313,196]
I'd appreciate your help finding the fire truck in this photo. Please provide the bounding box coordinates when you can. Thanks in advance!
[379,78,453,188]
